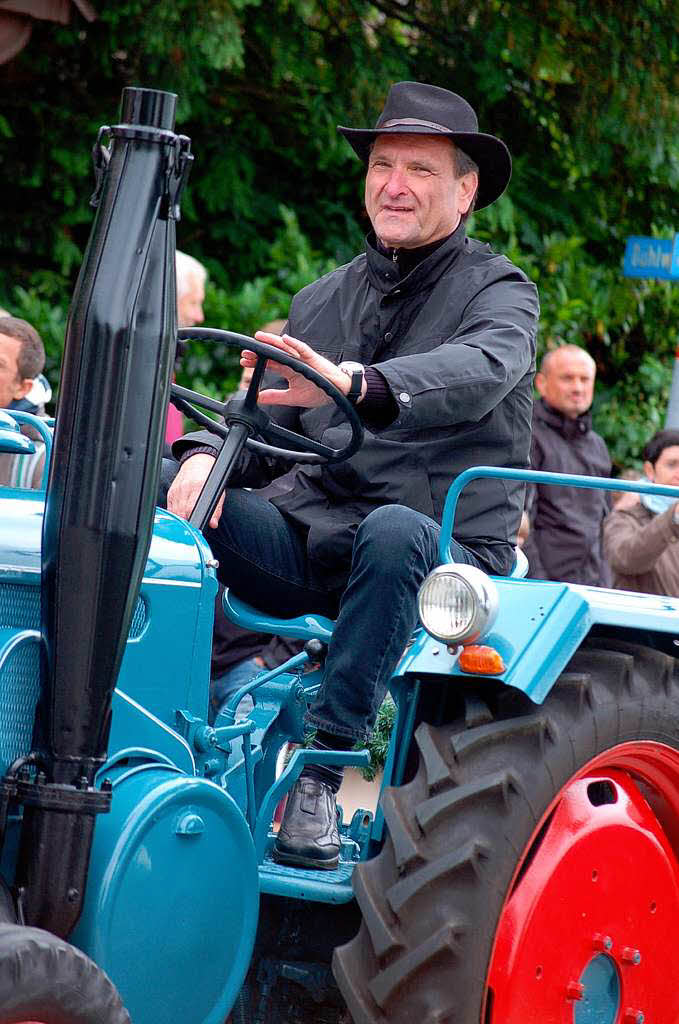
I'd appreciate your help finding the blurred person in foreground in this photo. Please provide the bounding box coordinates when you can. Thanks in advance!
[0,315,49,488]
[523,344,612,586]
[604,430,679,596]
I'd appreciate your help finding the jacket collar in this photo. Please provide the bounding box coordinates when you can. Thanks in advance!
[365,219,467,295]
[535,398,593,440]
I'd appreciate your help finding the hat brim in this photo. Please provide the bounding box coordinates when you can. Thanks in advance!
[337,124,511,211]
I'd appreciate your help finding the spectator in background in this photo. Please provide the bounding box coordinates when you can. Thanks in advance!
[610,467,643,512]
[166,251,208,446]
[523,344,612,586]
[517,509,530,549]
[0,315,48,488]
[604,430,679,596]
[176,251,207,330]
[161,308,293,720]
[209,316,296,722]
[0,315,46,411]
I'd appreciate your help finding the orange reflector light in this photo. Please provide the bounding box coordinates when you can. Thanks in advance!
[456,644,505,675]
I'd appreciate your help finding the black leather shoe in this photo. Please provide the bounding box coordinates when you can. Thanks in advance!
[273,777,340,870]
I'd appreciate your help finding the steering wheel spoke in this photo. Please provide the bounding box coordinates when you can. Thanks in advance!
[171,383,226,417]
[256,421,337,460]
[170,385,229,438]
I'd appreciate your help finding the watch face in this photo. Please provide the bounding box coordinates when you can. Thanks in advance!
[342,362,363,372]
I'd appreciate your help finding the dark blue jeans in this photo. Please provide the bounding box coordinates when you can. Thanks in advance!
[203,489,483,743]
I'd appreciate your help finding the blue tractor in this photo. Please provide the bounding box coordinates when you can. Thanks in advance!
[1,87,679,1024]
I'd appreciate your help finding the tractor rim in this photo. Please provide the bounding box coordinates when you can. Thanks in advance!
[485,740,679,1024]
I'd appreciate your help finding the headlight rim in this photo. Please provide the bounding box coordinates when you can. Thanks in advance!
[417,563,499,646]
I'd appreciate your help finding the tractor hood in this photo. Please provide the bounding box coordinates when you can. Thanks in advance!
[0,487,209,586]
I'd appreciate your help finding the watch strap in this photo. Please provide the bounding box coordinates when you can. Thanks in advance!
[339,362,364,404]
[346,368,363,404]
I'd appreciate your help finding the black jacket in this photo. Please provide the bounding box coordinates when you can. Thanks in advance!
[523,398,612,586]
[176,223,539,584]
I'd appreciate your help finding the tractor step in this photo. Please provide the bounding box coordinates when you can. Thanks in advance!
[259,842,357,903]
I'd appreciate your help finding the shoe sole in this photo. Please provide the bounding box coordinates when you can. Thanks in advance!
[272,847,339,871]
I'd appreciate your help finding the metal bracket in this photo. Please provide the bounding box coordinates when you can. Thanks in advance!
[164,133,193,221]
[89,125,111,208]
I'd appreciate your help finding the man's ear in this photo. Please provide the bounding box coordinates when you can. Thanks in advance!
[643,460,655,482]
[13,377,32,402]
[457,172,478,215]
[535,371,547,398]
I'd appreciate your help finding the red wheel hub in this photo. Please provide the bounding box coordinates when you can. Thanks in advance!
[486,742,679,1023]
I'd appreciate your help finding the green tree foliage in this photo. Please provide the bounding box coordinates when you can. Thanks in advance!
[0,0,677,465]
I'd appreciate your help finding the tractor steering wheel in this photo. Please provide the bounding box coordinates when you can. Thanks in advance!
[171,328,364,530]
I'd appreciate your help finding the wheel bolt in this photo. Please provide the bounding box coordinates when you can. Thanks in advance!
[593,933,613,952]
[566,981,585,1001]
[622,947,642,965]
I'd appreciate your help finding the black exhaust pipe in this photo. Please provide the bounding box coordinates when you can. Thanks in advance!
[13,87,192,936]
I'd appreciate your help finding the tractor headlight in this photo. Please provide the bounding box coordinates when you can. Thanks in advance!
[417,564,499,646]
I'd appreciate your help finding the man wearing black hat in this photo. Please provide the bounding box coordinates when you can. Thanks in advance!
[169,81,539,870]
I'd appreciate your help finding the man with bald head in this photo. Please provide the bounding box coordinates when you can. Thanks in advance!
[523,344,612,586]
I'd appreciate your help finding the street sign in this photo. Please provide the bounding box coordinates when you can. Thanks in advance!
[623,235,679,279]
[622,235,679,427]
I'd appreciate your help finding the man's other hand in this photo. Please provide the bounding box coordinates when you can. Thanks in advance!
[167,453,224,529]
[244,332,353,407]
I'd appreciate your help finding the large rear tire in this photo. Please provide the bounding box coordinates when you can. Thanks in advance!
[334,639,679,1023]
[0,924,130,1024]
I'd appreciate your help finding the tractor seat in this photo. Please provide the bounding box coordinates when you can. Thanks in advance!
[222,588,334,643]
[222,547,528,639]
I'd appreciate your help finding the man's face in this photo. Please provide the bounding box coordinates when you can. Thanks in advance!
[536,349,596,419]
[645,445,679,487]
[0,333,31,408]
[177,276,205,328]
[365,134,477,249]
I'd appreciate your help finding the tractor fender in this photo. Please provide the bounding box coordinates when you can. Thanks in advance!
[396,577,679,705]
[70,760,258,1024]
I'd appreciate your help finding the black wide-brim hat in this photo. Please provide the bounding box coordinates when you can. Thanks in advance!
[338,81,511,211]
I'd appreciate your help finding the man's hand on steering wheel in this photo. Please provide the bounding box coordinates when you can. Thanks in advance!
[246,332,368,407]
[166,327,365,532]
[170,332,357,527]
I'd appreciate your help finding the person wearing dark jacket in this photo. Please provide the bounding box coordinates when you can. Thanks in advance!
[604,429,679,596]
[168,81,539,870]
[523,345,612,587]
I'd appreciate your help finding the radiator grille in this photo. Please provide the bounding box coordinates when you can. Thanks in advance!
[0,582,147,775]
[0,638,40,776]
[0,582,146,637]
[129,595,147,638]
[0,582,39,629]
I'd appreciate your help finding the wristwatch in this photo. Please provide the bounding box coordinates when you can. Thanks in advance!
[338,361,365,404]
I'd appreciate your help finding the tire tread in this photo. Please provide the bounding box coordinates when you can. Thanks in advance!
[334,639,679,1024]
